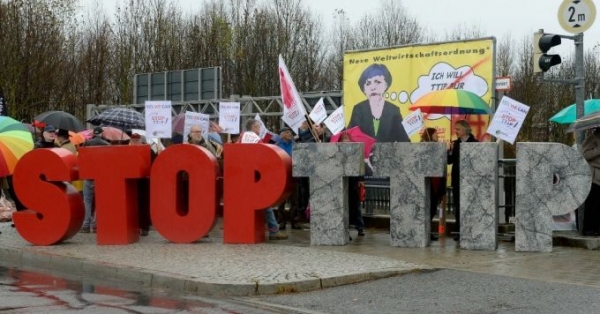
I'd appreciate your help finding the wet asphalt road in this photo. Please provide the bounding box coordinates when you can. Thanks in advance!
[0,264,272,313]
[254,269,600,314]
[3,264,600,313]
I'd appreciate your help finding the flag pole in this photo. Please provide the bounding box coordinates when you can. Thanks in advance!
[304,114,321,142]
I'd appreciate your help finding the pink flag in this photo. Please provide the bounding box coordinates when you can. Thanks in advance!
[278,55,307,132]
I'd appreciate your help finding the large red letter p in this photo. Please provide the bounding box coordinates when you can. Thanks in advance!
[223,144,292,243]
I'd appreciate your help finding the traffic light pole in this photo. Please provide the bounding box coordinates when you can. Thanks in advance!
[574,33,585,145]
[539,32,585,144]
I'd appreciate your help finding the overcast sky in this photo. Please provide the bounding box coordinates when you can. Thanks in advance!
[81,0,599,56]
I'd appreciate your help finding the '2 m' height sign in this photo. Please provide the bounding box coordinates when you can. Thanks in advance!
[145,101,172,138]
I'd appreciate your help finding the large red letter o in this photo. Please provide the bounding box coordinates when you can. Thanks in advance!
[151,144,220,243]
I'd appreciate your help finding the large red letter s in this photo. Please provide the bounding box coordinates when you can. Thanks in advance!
[12,148,83,245]
[223,144,292,243]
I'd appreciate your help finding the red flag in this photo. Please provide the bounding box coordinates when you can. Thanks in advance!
[279,68,295,110]
[278,55,307,132]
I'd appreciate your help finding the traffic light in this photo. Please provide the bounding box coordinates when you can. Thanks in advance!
[533,32,562,73]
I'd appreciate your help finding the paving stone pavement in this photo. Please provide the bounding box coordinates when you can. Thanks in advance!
[1,220,600,297]
[0,222,421,296]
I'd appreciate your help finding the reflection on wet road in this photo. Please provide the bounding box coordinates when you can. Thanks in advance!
[0,265,271,313]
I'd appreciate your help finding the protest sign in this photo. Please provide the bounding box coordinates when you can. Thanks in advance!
[323,106,345,135]
[183,111,209,142]
[218,102,240,134]
[486,96,529,144]
[401,109,423,137]
[145,101,172,138]
[309,97,327,124]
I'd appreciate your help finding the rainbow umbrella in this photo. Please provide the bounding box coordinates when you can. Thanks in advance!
[0,116,35,177]
[409,89,491,115]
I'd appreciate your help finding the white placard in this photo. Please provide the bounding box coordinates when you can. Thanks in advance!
[241,131,261,143]
[486,96,530,144]
[401,109,424,137]
[218,102,240,134]
[309,97,327,124]
[323,105,345,136]
[145,101,172,138]
[254,114,268,138]
[183,111,210,143]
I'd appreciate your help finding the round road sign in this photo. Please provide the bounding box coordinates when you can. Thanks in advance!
[558,0,596,33]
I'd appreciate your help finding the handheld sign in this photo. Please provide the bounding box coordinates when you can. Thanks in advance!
[218,102,240,134]
[309,97,327,124]
[401,109,423,137]
[486,96,530,144]
[323,106,345,135]
[183,111,210,142]
[145,101,172,138]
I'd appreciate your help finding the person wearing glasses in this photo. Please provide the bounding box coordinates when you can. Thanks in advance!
[187,125,221,158]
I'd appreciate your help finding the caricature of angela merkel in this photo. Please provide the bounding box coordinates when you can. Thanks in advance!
[348,63,409,143]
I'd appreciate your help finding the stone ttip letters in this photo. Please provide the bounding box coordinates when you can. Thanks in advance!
[11,142,591,252]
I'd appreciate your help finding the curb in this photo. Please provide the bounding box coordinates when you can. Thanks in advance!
[553,232,600,250]
[0,245,419,296]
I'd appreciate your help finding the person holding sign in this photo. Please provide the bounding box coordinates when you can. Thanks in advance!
[348,63,409,143]
[447,120,478,241]
[421,127,446,241]
[187,125,221,158]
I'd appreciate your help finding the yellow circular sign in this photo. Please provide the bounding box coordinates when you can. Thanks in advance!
[558,0,597,33]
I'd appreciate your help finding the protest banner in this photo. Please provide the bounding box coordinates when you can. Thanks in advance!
[145,101,172,138]
[218,102,240,134]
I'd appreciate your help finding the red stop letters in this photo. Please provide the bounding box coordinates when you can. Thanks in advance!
[12,144,292,246]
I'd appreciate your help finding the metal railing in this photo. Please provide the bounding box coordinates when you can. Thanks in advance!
[361,159,517,222]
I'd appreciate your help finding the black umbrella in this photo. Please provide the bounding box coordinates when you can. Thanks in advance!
[33,111,85,132]
[87,108,145,130]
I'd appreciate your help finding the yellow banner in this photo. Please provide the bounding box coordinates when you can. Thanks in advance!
[343,38,495,144]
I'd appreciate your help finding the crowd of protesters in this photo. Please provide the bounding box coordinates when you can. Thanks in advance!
[4,117,375,241]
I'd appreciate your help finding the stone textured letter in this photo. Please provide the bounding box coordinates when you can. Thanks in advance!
[372,142,445,247]
[516,143,591,252]
[459,143,498,250]
[293,143,364,245]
